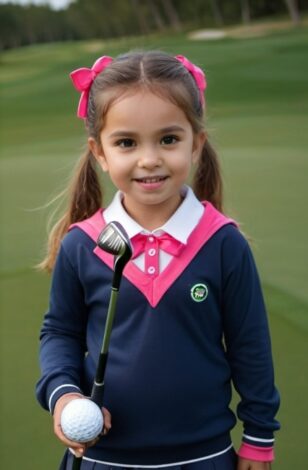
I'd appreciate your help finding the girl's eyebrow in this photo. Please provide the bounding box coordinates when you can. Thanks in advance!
[160,125,186,133]
[109,125,186,139]
[109,130,136,138]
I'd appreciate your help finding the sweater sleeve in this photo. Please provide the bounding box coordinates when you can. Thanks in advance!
[221,230,280,460]
[36,241,88,413]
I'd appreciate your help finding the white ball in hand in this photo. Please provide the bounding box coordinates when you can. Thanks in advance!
[61,398,104,443]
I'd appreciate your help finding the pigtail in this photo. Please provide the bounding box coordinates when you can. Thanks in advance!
[192,140,223,213]
[38,150,102,272]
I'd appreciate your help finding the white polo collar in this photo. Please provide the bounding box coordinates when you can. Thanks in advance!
[103,186,204,244]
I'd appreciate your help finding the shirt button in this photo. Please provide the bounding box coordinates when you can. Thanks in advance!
[148,236,154,243]
[148,248,156,256]
[148,266,156,274]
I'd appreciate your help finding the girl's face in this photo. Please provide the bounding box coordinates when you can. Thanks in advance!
[89,89,205,228]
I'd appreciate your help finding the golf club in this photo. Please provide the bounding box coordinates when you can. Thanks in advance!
[72,221,132,470]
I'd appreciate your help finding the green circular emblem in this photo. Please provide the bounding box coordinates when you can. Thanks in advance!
[190,283,208,302]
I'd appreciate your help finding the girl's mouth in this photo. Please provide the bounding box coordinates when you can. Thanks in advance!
[133,175,169,190]
[134,176,168,183]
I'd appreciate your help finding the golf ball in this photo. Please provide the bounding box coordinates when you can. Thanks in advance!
[61,398,104,443]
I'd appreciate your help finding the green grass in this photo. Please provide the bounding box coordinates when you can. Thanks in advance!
[1,23,308,468]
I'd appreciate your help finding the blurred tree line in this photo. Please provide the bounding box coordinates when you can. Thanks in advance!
[0,0,305,50]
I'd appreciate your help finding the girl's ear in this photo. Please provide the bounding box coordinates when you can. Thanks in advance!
[88,137,109,172]
[192,131,207,164]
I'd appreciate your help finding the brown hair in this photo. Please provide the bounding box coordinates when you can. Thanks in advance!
[39,50,223,272]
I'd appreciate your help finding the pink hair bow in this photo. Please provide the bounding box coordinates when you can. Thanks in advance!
[175,55,207,107]
[70,55,113,119]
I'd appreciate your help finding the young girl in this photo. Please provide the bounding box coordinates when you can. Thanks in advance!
[36,50,280,470]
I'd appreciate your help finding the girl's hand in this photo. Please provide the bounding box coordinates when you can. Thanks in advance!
[53,393,112,457]
[237,458,271,470]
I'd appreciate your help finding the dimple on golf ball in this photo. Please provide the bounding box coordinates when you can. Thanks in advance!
[61,398,104,443]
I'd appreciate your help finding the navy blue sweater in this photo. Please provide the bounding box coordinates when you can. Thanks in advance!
[36,215,280,465]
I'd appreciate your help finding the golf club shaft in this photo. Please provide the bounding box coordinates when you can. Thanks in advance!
[71,288,119,469]
[91,287,118,405]
[100,288,119,356]
[72,455,82,470]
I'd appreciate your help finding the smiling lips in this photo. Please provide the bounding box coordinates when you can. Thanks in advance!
[133,175,169,190]
[134,175,168,183]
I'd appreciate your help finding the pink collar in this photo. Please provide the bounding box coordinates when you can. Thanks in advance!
[70,202,236,307]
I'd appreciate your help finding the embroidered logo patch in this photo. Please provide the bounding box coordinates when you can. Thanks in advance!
[190,283,208,302]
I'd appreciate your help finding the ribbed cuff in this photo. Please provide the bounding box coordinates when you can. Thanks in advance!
[48,384,82,413]
[238,442,274,462]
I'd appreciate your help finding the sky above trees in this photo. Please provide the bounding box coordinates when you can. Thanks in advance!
[0,0,71,10]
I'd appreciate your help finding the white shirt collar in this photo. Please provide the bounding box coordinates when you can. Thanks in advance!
[103,186,204,244]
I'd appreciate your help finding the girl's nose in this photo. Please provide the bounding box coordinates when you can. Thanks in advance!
[137,147,162,169]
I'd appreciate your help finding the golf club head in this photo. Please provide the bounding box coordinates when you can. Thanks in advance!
[97,221,132,289]
[97,221,131,256]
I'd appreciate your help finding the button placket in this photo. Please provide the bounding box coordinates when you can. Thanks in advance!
[145,236,159,276]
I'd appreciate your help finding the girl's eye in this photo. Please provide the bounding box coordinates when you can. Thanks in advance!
[161,135,178,145]
[116,138,136,148]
